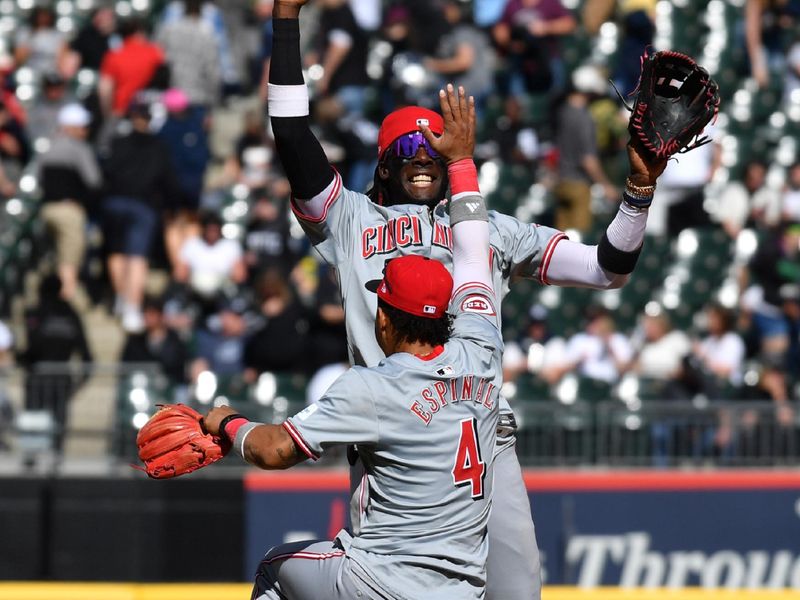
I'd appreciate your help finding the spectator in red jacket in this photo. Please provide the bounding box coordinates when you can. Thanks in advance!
[98,18,164,118]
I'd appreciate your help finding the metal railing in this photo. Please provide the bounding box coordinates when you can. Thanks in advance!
[1,364,798,474]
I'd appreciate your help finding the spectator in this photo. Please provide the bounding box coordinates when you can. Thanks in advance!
[741,224,800,361]
[66,7,116,73]
[255,0,275,104]
[307,263,348,374]
[156,0,221,111]
[553,65,617,232]
[546,305,634,384]
[174,211,247,307]
[26,72,74,144]
[737,355,795,459]
[647,126,721,237]
[157,88,210,268]
[632,310,692,398]
[785,32,800,106]
[243,268,310,378]
[190,294,251,381]
[243,185,304,280]
[315,0,370,117]
[478,95,540,165]
[689,302,746,395]
[102,102,180,333]
[504,304,567,384]
[120,295,188,385]
[493,0,577,95]
[19,275,93,453]
[99,18,165,118]
[612,8,655,96]
[709,159,781,237]
[0,99,31,181]
[14,7,68,76]
[224,109,271,189]
[36,104,102,301]
[745,0,797,88]
[424,1,496,116]
[781,161,800,223]
[159,0,240,95]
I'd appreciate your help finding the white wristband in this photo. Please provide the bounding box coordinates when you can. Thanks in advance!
[234,422,261,462]
[268,83,310,117]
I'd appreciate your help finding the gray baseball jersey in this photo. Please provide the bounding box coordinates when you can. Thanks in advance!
[283,284,502,600]
[294,171,565,417]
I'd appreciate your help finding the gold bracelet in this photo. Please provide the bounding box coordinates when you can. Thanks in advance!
[625,177,656,198]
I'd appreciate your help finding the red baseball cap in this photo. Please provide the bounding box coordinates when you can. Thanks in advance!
[366,255,453,319]
[377,106,444,158]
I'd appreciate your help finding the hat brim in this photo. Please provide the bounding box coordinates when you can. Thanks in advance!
[365,279,382,293]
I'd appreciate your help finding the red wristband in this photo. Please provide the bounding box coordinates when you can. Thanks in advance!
[223,417,250,443]
[448,158,479,197]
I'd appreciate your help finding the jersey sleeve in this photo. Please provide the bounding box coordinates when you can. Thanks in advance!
[291,171,375,265]
[283,368,379,460]
[449,282,503,354]
[489,211,567,285]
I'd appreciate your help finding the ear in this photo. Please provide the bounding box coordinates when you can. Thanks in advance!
[378,160,390,181]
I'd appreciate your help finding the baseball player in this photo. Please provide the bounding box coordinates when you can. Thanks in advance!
[268,1,667,597]
[205,87,502,599]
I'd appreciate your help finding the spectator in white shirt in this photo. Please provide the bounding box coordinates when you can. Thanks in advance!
[634,311,691,394]
[174,211,246,303]
[547,306,633,384]
[692,303,746,389]
[708,160,781,238]
[647,127,720,237]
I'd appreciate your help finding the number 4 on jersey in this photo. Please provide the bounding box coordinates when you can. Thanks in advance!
[452,418,486,500]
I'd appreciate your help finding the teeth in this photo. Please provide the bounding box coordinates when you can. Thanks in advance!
[411,175,432,184]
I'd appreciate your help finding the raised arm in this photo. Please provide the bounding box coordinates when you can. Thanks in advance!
[269,0,336,207]
[543,143,667,289]
[422,85,492,296]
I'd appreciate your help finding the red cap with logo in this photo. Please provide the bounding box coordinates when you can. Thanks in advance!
[377,106,444,158]
[366,255,453,319]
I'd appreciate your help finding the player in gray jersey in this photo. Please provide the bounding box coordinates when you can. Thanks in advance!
[205,86,502,599]
[267,1,668,597]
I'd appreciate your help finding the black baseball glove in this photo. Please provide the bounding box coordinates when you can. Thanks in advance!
[625,50,720,159]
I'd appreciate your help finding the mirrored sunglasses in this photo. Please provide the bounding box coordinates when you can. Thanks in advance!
[391,131,440,159]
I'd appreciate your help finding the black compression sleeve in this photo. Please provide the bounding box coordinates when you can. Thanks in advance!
[597,233,642,275]
[269,18,334,199]
[270,19,304,85]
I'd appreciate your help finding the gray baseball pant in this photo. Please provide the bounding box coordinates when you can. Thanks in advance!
[487,431,542,600]
[252,539,373,600]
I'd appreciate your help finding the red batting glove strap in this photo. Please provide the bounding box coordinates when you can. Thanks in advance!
[222,417,250,443]
[448,158,479,197]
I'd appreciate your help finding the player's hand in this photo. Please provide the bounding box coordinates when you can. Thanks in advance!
[273,0,308,19]
[626,141,667,188]
[202,405,239,437]
[420,83,476,165]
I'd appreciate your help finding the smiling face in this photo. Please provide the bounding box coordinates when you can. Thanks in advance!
[378,144,447,207]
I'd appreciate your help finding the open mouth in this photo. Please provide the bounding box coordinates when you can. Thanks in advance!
[408,173,436,189]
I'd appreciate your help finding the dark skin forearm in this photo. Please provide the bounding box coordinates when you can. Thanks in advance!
[273,0,306,19]
[204,405,306,470]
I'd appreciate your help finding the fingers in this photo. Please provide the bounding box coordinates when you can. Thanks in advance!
[439,86,454,124]
[419,123,439,148]
[457,85,468,121]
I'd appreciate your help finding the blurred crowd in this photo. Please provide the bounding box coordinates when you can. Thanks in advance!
[0,0,797,461]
